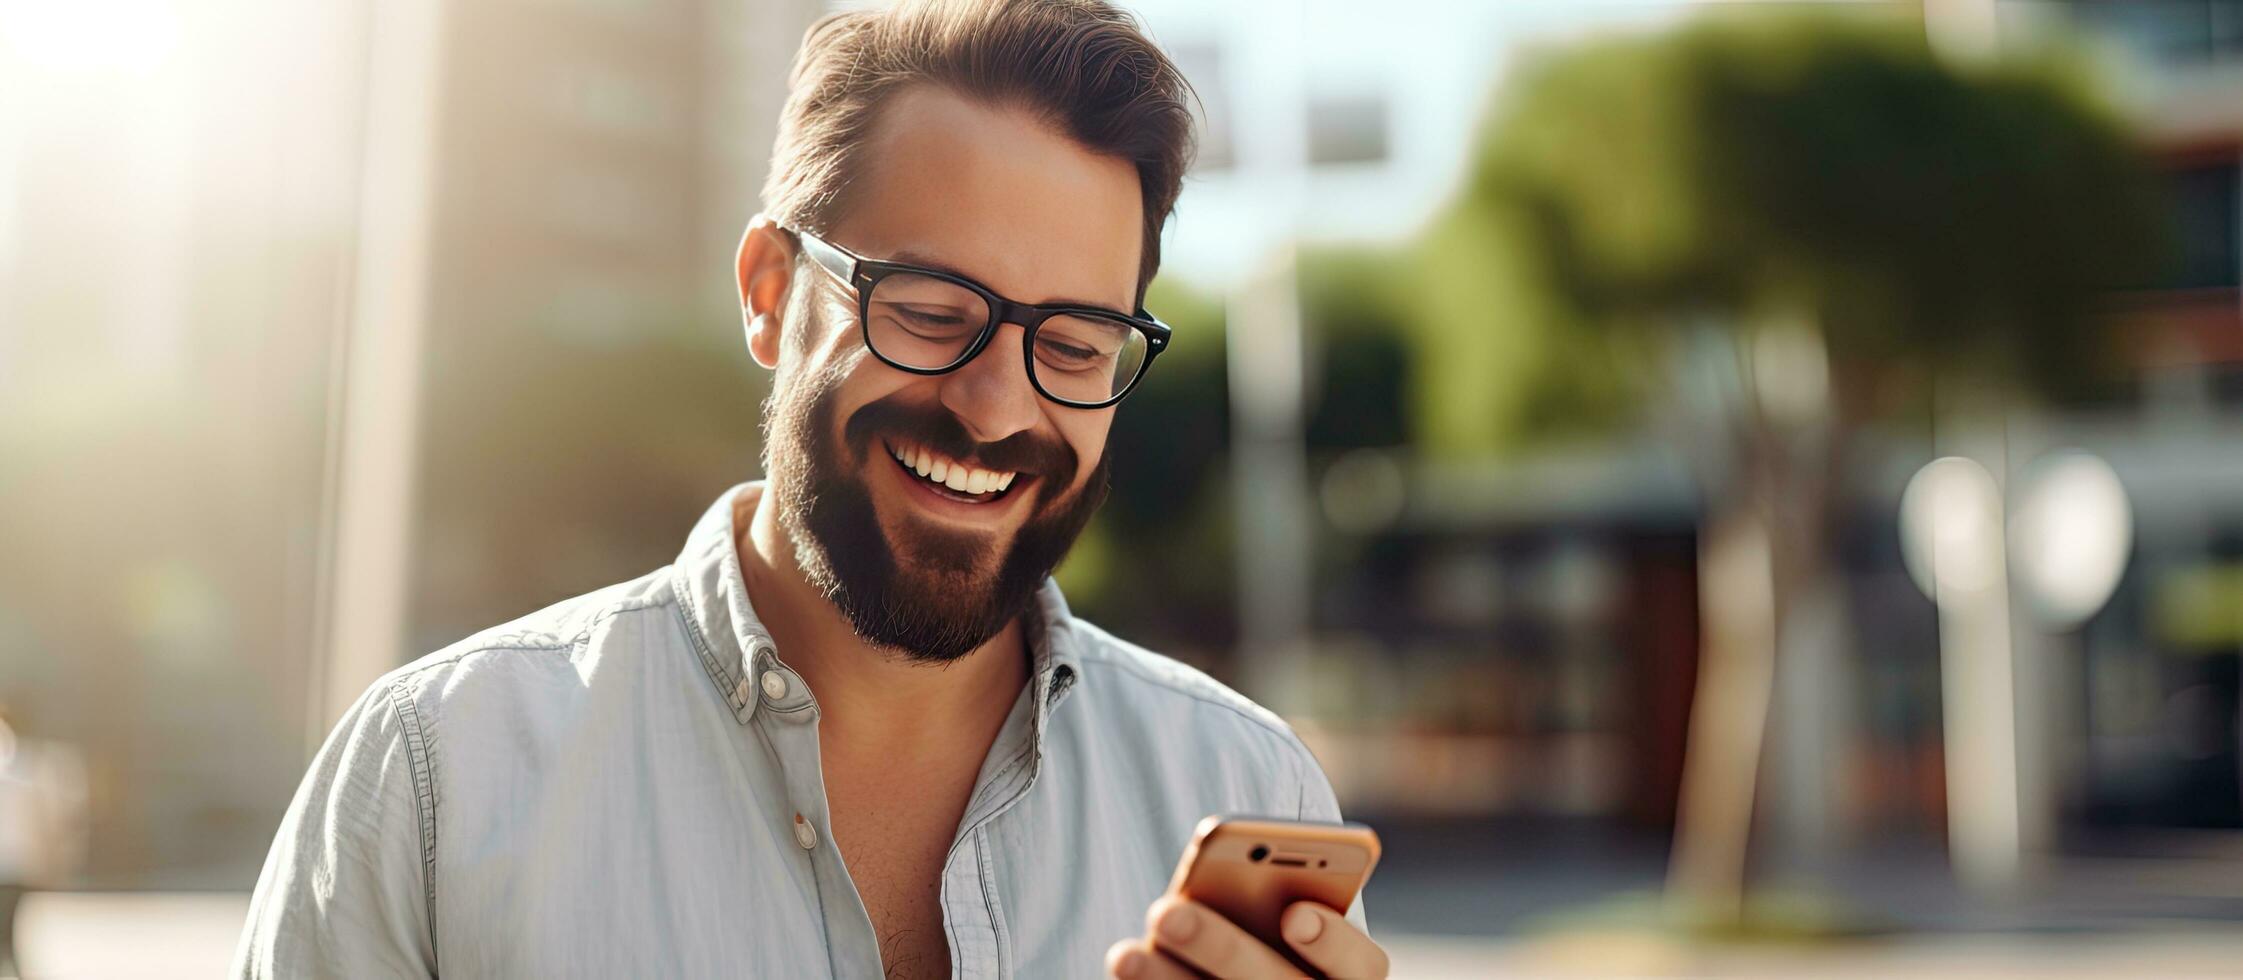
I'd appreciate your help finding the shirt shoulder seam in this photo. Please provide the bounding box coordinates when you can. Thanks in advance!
[392,590,679,682]
[383,675,439,972]
[1076,646,1302,746]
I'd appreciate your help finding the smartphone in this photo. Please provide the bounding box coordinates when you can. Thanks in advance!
[1163,815,1381,966]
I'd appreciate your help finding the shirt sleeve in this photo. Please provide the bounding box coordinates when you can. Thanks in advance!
[233,676,437,978]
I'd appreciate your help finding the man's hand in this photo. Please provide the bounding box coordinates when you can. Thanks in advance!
[1104,895,1389,979]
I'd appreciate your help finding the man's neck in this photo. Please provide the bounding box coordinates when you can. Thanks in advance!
[732,483,1030,746]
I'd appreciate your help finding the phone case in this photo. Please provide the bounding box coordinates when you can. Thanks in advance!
[1163,815,1381,961]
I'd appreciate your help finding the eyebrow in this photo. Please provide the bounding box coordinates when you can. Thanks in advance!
[886,247,1133,315]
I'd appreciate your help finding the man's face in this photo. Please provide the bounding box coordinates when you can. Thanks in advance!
[761,85,1144,662]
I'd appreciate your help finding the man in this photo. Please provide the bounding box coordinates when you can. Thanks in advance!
[236,1,1387,977]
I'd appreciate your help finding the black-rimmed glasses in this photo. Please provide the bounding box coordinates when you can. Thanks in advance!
[788,226,1170,409]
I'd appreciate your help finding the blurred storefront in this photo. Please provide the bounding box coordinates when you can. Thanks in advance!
[2041,0,2243,843]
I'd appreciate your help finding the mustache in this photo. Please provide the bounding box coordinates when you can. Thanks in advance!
[842,396,1079,490]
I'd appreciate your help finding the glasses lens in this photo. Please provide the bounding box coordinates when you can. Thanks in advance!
[866,272,992,370]
[1030,313,1149,405]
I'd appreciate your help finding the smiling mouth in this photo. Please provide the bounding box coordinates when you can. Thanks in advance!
[884,439,1024,505]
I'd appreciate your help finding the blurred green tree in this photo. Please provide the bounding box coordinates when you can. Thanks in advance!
[1446,12,2165,922]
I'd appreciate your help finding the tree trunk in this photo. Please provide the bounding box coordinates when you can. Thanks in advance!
[1664,323,1850,925]
[1664,500,1778,923]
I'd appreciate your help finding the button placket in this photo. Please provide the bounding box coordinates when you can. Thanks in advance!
[741,636,880,977]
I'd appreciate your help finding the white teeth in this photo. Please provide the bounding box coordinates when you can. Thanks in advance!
[892,441,1018,497]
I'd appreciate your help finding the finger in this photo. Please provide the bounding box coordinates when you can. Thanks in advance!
[1105,938,1201,980]
[1147,896,1300,979]
[1281,903,1389,980]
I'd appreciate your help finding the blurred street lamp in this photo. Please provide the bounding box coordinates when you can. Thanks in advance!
[2008,450,2133,630]
[1900,455,2021,894]
[1901,457,2007,600]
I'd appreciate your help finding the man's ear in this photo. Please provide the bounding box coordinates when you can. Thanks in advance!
[736,214,796,370]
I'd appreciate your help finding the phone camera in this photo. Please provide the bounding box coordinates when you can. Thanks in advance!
[1248,845,1270,863]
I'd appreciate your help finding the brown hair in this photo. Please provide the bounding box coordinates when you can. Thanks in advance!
[761,0,1196,301]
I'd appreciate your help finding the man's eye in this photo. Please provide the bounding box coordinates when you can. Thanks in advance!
[888,306,979,340]
[902,306,970,326]
[1036,338,1112,370]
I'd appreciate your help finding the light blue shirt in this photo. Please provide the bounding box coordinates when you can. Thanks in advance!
[234,482,1358,978]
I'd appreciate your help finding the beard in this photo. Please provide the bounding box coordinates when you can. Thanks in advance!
[763,363,1110,663]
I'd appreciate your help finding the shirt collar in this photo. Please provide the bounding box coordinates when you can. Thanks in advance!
[671,481,1083,726]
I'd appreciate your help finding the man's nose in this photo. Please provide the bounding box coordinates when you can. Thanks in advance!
[937,322,1043,444]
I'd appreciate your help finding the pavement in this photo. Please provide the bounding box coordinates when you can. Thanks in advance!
[16,892,248,979]
[17,890,2243,979]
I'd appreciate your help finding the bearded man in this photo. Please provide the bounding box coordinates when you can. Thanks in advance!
[236,2,1387,977]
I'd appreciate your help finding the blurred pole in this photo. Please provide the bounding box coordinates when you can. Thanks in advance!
[306,0,447,745]
[1931,468,2021,896]
[1748,319,1850,884]
[1929,398,2024,897]
[2002,414,2059,867]
[1226,0,1312,712]
[1922,5,2027,894]
[1228,248,1311,713]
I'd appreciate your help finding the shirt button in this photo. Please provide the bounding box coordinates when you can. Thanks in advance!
[793,812,817,849]
[760,669,788,701]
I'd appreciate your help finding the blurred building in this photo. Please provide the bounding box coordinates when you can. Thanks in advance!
[2012,0,2243,843]
[401,0,818,662]
[1135,1,2243,887]
[1,0,375,886]
[0,0,818,889]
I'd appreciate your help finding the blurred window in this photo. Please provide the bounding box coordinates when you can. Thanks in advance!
[2163,159,2241,290]
[540,278,656,345]
[1306,91,1388,166]
[550,66,681,143]
[539,167,674,246]
[2069,0,2243,63]
[1170,42,1234,172]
